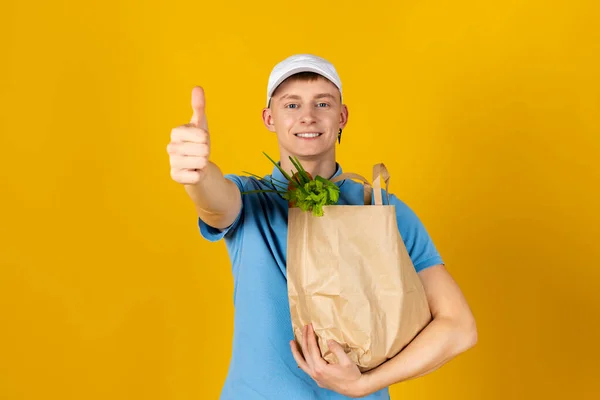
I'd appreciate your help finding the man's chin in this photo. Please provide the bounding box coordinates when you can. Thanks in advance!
[289,148,328,159]
[279,141,335,161]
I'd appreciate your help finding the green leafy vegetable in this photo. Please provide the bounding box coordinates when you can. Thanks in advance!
[241,152,340,217]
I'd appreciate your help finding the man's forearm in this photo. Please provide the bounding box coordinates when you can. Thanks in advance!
[357,316,477,396]
[185,161,241,229]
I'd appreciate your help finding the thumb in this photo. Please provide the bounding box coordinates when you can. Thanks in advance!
[327,340,350,365]
[190,86,208,131]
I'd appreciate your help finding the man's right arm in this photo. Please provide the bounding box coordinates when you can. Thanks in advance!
[167,86,241,230]
[183,161,242,230]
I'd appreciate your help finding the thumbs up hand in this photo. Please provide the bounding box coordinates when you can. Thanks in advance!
[167,87,211,185]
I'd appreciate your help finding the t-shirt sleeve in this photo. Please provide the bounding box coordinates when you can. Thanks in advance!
[388,193,444,273]
[197,174,246,242]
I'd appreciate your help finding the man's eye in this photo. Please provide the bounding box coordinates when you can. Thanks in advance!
[317,102,329,107]
[286,104,298,109]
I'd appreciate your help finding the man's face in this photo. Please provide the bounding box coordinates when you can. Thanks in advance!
[262,77,348,159]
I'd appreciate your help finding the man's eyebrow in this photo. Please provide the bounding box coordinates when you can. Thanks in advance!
[279,94,302,100]
[314,93,337,100]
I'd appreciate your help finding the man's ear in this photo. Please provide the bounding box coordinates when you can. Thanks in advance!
[262,107,276,132]
[339,104,349,130]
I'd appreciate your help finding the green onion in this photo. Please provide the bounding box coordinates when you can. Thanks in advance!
[241,153,340,217]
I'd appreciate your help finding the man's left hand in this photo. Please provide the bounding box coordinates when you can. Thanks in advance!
[290,324,367,398]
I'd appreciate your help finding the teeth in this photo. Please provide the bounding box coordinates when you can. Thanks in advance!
[296,133,321,138]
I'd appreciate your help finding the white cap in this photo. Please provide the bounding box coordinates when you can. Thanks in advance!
[266,54,342,107]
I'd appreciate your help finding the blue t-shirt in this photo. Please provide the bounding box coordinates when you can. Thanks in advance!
[198,163,443,400]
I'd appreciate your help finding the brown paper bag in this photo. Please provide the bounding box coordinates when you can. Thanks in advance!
[287,163,432,372]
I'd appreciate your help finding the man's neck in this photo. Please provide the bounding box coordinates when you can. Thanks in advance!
[279,154,337,180]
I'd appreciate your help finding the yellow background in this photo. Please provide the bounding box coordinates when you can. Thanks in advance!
[1,0,599,399]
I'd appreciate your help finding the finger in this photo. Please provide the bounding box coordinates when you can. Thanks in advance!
[327,339,350,366]
[190,86,208,131]
[302,325,314,370]
[171,127,208,144]
[171,169,201,184]
[171,155,208,170]
[290,340,310,372]
[307,324,327,368]
[167,142,209,157]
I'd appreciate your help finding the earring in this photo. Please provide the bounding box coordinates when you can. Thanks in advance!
[338,128,342,144]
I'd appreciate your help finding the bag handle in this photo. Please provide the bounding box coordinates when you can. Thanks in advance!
[329,164,391,206]
[329,173,372,205]
[372,163,390,206]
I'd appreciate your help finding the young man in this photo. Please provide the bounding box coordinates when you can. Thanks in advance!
[167,54,477,399]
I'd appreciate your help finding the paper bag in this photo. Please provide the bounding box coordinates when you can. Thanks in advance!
[287,163,432,372]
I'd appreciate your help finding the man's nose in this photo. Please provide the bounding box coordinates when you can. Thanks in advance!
[299,107,317,123]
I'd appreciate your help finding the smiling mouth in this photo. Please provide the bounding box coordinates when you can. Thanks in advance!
[294,132,323,138]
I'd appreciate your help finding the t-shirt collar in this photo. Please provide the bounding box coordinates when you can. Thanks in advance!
[270,161,344,196]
